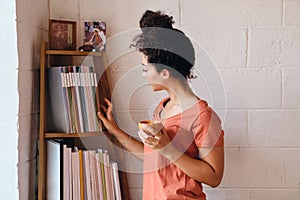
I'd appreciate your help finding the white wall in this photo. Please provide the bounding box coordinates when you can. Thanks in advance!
[50,0,300,199]
[0,0,19,199]
[16,0,49,199]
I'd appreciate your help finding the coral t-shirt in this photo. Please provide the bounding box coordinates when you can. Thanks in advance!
[143,98,224,200]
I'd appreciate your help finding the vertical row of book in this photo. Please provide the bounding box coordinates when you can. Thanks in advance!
[47,140,122,200]
[46,66,101,133]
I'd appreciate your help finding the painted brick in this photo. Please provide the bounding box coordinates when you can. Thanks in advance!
[18,70,34,115]
[17,0,48,30]
[109,69,167,111]
[204,189,249,200]
[186,28,247,67]
[114,111,150,136]
[221,149,284,188]
[284,0,300,25]
[220,69,281,109]
[109,51,141,71]
[181,0,282,27]
[46,1,300,199]
[79,0,180,31]
[249,27,300,67]
[250,189,300,200]
[188,69,222,109]
[283,68,300,108]
[248,110,300,147]
[50,0,79,20]
[105,29,141,66]
[189,68,228,110]
[17,24,46,70]
[283,149,300,188]
[222,111,248,148]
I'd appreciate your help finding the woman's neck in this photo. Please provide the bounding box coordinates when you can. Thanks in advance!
[165,81,198,109]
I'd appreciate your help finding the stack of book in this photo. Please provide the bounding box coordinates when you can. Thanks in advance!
[47,140,122,200]
[46,66,101,133]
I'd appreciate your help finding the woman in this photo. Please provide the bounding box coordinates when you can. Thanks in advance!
[98,10,224,200]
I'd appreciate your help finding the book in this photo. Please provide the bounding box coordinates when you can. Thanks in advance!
[47,142,120,200]
[103,151,113,200]
[98,149,107,199]
[111,162,122,200]
[46,140,63,200]
[79,150,85,200]
[88,150,97,200]
[46,66,101,133]
[83,151,92,200]
[46,67,73,133]
[95,152,104,200]
[63,145,72,200]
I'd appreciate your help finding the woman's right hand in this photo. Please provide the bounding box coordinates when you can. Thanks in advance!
[97,98,120,135]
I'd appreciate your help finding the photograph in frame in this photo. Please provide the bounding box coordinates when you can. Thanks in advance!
[49,19,76,50]
[83,21,106,52]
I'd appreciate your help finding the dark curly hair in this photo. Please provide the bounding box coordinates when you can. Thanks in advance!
[132,10,195,80]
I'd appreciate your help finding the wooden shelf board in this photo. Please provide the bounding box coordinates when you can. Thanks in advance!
[45,132,105,138]
[46,50,103,57]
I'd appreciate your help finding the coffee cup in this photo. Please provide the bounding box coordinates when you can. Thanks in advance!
[138,120,163,142]
[138,120,163,135]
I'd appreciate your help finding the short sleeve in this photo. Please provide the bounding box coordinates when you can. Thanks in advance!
[191,109,224,148]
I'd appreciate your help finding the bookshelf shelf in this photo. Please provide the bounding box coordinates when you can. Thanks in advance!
[46,49,103,56]
[38,42,131,200]
[45,132,104,138]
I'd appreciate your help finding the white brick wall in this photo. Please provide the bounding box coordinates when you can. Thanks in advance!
[50,0,300,199]
[17,0,48,199]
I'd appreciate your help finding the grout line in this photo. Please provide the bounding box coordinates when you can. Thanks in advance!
[282,0,285,26]
[281,69,284,109]
[224,147,300,150]
[179,0,182,28]
[246,110,250,148]
[248,189,250,200]
[283,156,286,188]
[246,27,250,68]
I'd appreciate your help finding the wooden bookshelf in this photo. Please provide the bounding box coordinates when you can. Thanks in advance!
[45,132,104,138]
[37,42,131,200]
[46,49,103,56]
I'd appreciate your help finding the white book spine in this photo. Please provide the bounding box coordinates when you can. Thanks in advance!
[112,162,122,200]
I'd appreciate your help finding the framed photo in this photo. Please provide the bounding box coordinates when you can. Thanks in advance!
[49,19,76,50]
[83,21,106,52]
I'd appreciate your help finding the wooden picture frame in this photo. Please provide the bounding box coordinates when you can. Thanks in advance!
[83,21,106,52]
[49,19,76,50]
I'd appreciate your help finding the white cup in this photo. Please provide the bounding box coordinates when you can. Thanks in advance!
[138,120,163,142]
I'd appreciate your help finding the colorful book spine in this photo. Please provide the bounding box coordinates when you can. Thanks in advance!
[46,66,101,133]
[47,143,122,200]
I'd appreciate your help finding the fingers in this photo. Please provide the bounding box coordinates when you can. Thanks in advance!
[103,98,113,115]
[99,98,113,115]
[140,126,155,137]
[159,128,167,136]
[104,98,113,108]
[97,111,106,122]
[144,137,158,148]
[100,105,107,112]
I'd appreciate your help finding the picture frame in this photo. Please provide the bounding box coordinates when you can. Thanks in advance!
[49,19,76,50]
[82,21,106,52]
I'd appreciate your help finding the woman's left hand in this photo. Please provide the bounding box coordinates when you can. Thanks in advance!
[144,128,183,161]
[144,128,170,149]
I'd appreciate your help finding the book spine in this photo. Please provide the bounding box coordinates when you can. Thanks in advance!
[111,162,122,200]
[46,67,71,133]
[48,143,122,200]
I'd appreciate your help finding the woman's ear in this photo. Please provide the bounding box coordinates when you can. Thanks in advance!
[161,69,170,80]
